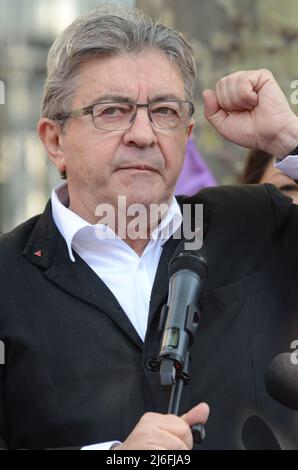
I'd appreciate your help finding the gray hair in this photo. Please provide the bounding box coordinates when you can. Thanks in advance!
[41,4,197,120]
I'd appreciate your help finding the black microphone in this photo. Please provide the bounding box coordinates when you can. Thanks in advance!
[265,352,298,411]
[158,244,208,374]
[241,416,281,449]
[157,242,208,444]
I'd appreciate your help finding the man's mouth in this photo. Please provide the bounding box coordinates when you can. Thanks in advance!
[118,165,157,172]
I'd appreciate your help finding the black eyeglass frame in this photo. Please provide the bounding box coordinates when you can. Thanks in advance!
[53,100,195,131]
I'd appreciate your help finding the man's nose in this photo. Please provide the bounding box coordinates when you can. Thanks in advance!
[122,108,157,147]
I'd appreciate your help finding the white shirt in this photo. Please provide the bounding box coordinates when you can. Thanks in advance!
[275,154,298,179]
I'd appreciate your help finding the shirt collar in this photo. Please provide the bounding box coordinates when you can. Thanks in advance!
[51,181,182,262]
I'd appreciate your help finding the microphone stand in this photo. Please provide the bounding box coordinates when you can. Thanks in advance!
[157,303,205,444]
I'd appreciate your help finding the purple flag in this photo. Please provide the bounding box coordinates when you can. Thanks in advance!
[175,139,217,196]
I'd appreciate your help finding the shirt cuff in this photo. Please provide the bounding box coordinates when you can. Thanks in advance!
[275,154,298,179]
[81,441,121,450]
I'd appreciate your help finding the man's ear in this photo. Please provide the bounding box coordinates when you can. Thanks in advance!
[187,119,194,139]
[37,118,66,174]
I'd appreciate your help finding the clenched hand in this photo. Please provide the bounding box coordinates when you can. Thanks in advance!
[203,69,298,158]
[113,402,209,450]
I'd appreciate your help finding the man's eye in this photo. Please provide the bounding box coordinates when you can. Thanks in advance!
[154,106,176,115]
[104,107,129,115]
[103,107,118,115]
[95,105,131,117]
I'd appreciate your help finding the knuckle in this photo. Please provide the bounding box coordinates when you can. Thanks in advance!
[140,411,155,423]
[226,71,242,83]
[259,68,272,77]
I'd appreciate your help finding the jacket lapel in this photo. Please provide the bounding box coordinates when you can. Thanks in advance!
[147,235,181,329]
[22,201,143,350]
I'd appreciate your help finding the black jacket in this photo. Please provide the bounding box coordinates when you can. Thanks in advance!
[0,184,298,449]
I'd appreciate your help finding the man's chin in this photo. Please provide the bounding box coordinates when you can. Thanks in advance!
[110,178,172,208]
[121,192,160,209]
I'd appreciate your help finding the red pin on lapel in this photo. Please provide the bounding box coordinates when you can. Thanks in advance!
[34,250,42,257]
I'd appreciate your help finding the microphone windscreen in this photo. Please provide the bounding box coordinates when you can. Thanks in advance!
[241,416,281,449]
[169,241,208,279]
[265,352,298,411]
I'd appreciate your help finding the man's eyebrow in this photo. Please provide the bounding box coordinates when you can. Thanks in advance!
[150,94,186,102]
[88,94,135,105]
[88,93,186,106]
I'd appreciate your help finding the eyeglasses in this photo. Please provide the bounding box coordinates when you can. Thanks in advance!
[54,100,195,131]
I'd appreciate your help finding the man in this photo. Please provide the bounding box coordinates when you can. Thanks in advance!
[0,5,298,450]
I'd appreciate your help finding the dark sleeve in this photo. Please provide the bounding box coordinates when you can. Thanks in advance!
[266,184,298,260]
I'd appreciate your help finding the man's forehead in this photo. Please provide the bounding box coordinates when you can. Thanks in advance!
[73,52,186,106]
